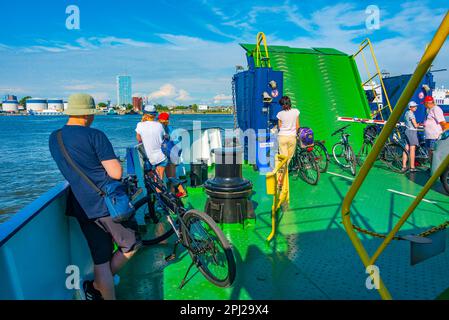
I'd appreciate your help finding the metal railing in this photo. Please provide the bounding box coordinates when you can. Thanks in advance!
[341,11,449,300]
[353,38,393,121]
[255,32,271,68]
[265,154,290,241]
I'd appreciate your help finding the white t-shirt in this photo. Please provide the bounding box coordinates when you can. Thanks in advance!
[277,109,300,136]
[424,105,445,140]
[135,121,167,165]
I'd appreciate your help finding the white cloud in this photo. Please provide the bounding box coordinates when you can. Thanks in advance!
[213,94,232,104]
[1,1,447,103]
[147,84,193,105]
[148,84,177,100]
[63,84,96,91]
[176,89,193,102]
[91,92,110,103]
[0,87,26,94]
[382,2,447,37]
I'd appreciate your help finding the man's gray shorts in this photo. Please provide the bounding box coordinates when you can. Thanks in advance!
[96,216,142,253]
[405,129,419,146]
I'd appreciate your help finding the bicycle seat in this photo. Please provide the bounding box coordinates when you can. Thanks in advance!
[167,177,187,188]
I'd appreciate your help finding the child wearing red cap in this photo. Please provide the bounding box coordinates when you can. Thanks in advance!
[158,113,187,197]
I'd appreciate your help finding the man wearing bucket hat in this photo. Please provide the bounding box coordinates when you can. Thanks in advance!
[423,96,447,161]
[49,94,140,300]
[401,101,420,173]
[136,104,168,180]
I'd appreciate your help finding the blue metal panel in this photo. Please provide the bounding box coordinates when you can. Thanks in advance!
[234,66,284,171]
[0,182,94,300]
[383,72,435,123]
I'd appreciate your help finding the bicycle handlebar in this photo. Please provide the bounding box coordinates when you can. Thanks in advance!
[331,124,350,136]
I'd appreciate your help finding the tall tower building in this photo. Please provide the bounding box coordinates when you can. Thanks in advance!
[116,75,132,106]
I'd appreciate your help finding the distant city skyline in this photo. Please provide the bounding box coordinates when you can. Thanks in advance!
[117,75,132,106]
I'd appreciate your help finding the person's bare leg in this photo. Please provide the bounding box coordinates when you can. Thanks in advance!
[166,164,176,178]
[402,144,409,169]
[110,249,138,275]
[156,166,166,181]
[410,145,416,169]
[93,263,115,300]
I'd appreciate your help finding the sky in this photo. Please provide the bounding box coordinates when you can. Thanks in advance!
[0,0,448,106]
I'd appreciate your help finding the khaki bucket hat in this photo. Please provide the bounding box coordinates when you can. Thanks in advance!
[65,93,99,116]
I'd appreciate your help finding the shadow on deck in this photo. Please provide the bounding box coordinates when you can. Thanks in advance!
[116,162,449,300]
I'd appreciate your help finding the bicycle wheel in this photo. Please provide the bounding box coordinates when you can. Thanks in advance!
[133,196,175,246]
[313,141,330,173]
[346,145,357,176]
[298,151,320,185]
[181,210,236,287]
[332,142,348,168]
[382,142,407,173]
[356,142,372,166]
[288,147,300,178]
[441,167,449,195]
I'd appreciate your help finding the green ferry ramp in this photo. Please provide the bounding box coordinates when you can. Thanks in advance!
[241,44,371,150]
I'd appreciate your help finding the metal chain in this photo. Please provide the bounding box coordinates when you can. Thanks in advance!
[352,221,449,240]
[232,77,237,130]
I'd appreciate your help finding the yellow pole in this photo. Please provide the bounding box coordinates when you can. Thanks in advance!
[341,11,449,300]
[367,39,394,115]
[370,155,449,265]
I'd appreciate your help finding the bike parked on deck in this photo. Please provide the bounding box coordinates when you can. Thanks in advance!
[125,150,236,289]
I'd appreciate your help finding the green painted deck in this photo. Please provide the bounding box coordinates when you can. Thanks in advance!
[116,162,449,300]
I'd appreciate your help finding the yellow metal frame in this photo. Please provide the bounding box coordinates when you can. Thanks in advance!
[255,32,271,68]
[266,154,290,241]
[353,38,393,121]
[342,11,449,300]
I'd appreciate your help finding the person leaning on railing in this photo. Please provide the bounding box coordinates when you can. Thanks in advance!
[423,96,448,163]
[49,94,141,300]
[158,112,187,198]
[276,96,300,165]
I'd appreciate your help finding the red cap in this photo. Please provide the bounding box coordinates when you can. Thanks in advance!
[158,112,170,121]
[423,96,434,103]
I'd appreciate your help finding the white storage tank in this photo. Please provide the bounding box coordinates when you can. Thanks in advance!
[26,98,48,111]
[47,99,64,111]
[1,99,19,113]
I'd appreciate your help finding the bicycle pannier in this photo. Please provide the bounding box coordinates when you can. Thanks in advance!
[298,127,314,148]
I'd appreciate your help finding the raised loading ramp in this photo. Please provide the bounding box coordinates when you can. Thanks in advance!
[241,44,371,149]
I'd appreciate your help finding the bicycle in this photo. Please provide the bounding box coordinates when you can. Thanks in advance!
[127,159,236,288]
[289,144,320,185]
[331,125,357,176]
[383,127,430,172]
[353,124,414,173]
[441,167,449,195]
[313,140,330,173]
[356,125,378,166]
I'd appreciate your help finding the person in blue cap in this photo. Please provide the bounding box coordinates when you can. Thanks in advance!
[402,101,420,172]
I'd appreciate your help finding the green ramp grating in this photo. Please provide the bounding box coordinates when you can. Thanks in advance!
[241,44,371,150]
